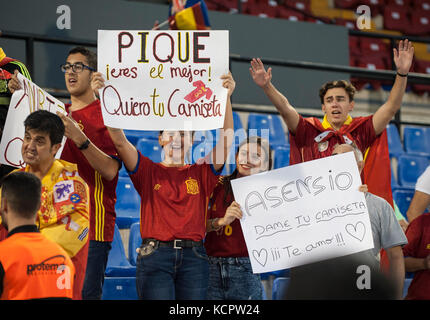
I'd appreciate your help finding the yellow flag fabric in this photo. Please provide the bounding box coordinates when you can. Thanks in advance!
[18,160,89,258]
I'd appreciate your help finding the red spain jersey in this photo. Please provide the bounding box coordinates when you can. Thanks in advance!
[402,213,430,300]
[60,100,120,242]
[129,152,220,241]
[204,180,249,257]
[289,115,376,163]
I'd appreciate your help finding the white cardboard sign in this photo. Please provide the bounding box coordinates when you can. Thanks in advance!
[97,30,229,131]
[231,152,374,273]
[0,73,66,167]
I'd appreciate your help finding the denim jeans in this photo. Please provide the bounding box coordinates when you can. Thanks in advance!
[136,245,209,300]
[207,256,263,300]
[82,240,112,300]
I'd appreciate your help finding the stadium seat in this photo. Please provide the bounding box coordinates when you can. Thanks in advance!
[360,38,391,67]
[414,0,430,11]
[247,113,287,148]
[362,0,385,16]
[105,224,136,277]
[412,59,430,95]
[124,130,159,145]
[397,154,429,188]
[383,5,410,33]
[278,7,305,21]
[285,0,311,13]
[136,138,163,163]
[386,124,404,158]
[118,164,129,177]
[102,277,138,300]
[393,188,415,220]
[403,126,430,157]
[128,222,142,266]
[403,278,413,298]
[349,36,362,57]
[124,129,143,146]
[353,56,388,90]
[272,277,290,300]
[273,145,290,169]
[334,0,358,9]
[408,10,430,36]
[115,177,140,229]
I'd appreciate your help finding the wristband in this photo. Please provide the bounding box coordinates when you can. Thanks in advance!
[78,139,90,150]
[397,71,408,77]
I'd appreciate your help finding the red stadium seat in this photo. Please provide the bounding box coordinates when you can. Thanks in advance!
[411,59,430,95]
[362,0,385,16]
[386,0,412,6]
[407,10,430,35]
[383,5,411,33]
[353,56,388,90]
[216,0,238,12]
[414,0,430,11]
[278,7,305,21]
[285,0,311,14]
[360,37,392,67]
[334,0,359,9]
[335,18,357,30]
[349,35,362,57]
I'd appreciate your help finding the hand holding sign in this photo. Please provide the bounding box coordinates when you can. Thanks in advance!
[7,70,21,94]
[56,112,88,148]
[97,30,229,131]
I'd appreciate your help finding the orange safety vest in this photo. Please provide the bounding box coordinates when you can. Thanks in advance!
[0,227,75,300]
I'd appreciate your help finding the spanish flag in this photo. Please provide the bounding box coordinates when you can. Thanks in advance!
[169,2,208,30]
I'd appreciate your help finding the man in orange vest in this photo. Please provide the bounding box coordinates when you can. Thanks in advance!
[0,171,75,300]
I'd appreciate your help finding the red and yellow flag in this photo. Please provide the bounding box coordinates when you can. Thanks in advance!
[169,2,207,30]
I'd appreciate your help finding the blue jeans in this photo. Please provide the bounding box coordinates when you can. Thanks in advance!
[207,256,263,300]
[136,245,209,300]
[82,240,112,300]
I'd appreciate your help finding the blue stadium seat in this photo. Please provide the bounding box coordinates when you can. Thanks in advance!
[397,154,429,188]
[247,113,288,148]
[233,111,244,131]
[403,126,430,157]
[403,278,412,299]
[393,188,415,219]
[128,222,142,266]
[105,224,136,277]
[136,138,163,163]
[115,177,140,229]
[124,130,159,146]
[118,164,128,177]
[272,277,290,300]
[386,124,404,158]
[273,145,290,169]
[102,277,138,300]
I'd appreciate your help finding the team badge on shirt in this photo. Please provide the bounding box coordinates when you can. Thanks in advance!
[185,177,199,195]
[53,181,74,203]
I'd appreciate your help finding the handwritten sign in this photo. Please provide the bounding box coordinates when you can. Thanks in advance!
[231,152,374,274]
[97,30,229,131]
[0,73,66,167]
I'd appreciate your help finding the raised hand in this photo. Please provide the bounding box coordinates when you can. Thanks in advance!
[221,71,236,97]
[7,70,21,94]
[393,39,414,75]
[249,58,272,89]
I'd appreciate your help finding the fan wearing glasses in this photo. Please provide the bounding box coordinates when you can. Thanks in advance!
[59,47,121,300]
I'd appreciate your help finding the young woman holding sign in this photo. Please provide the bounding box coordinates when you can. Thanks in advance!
[91,71,235,300]
[205,136,272,300]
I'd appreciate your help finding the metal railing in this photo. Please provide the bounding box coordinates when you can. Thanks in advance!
[1,29,430,130]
